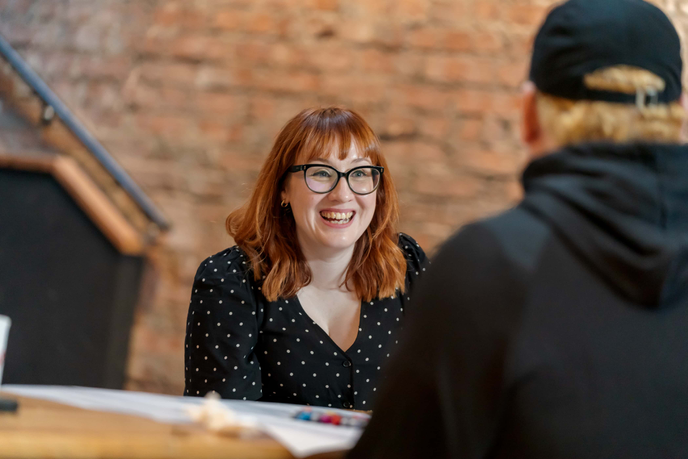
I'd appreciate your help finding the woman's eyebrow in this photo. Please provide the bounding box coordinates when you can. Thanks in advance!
[305,157,372,166]
[308,157,333,164]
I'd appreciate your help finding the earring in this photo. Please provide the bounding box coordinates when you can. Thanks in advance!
[281,200,289,208]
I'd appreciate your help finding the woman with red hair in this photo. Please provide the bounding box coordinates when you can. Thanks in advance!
[184,107,426,410]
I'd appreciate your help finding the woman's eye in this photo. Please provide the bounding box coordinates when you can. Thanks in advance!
[352,170,369,178]
[311,169,332,177]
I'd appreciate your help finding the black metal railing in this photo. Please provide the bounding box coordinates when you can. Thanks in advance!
[0,33,170,231]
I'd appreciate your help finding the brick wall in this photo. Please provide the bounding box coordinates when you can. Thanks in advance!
[0,0,682,394]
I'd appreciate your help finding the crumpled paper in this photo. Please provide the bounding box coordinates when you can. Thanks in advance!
[185,392,262,437]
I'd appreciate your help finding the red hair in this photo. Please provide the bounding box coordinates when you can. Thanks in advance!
[226,107,406,302]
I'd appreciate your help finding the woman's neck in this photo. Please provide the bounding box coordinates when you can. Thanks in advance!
[298,236,354,292]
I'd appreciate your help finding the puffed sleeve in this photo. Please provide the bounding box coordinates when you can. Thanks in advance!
[184,247,262,400]
[398,233,428,294]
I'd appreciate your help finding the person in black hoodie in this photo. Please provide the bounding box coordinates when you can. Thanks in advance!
[347,0,688,458]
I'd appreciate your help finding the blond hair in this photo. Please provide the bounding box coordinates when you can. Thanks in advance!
[537,65,684,145]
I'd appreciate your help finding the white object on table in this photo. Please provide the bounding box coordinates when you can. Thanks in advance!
[0,315,10,385]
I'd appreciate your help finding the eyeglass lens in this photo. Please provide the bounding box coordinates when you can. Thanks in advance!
[305,166,380,194]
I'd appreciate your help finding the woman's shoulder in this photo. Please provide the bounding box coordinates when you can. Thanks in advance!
[397,233,426,264]
[397,233,428,286]
[190,245,261,313]
[194,245,253,285]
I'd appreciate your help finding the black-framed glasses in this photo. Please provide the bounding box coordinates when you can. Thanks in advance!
[288,164,384,195]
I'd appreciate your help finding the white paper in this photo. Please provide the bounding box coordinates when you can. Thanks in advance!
[2,385,364,457]
[0,315,11,385]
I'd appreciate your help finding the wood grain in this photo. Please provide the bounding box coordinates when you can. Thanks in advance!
[0,394,295,459]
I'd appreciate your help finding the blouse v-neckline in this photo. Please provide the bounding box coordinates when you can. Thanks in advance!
[291,295,363,355]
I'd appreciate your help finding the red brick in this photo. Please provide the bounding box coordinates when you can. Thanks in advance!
[153,4,204,29]
[218,151,266,173]
[81,56,133,80]
[338,20,376,44]
[270,43,306,67]
[138,62,199,87]
[380,115,416,138]
[506,4,549,27]
[320,75,386,105]
[442,30,472,52]
[407,28,437,49]
[473,31,503,54]
[249,96,277,120]
[371,23,405,49]
[457,118,483,142]
[356,0,390,16]
[123,83,189,111]
[235,41,272,65]
[254,70,320,94]
[472,1,500,21]
[171,35,228,61]
[273,16,294,39]
[426,55,495,84]
[1,23,36,46]
[396,0,430,23]
[393,84,452,111]
[482,118,511,142]
[394,52,426,78]
[136,114,193,139]
[497,61,528,88]
[383,141,445,161]
[213,8,246,30]
[455,88,494,114]
[195,92,242,114]
[509,31,536,57]
[1,0,32,15]
[421,222,455,240]
[455,148,527,176]
[195,66,243,90]
[455,89,521,118]
[361,49,394,73]
[307,46,355,72]
[246,12,276,34]
[300,15,337,40]
[38,52,75,78]
[428,2,469,25]
[414,171,483,198]
[136,32,171,57]
[418,116,449,139]
[307,0,339,11]
[263,0,297,8]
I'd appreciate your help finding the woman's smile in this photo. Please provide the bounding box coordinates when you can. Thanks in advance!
[319,209,356,227]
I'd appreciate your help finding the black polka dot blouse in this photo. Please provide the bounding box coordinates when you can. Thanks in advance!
[184,233,426,410]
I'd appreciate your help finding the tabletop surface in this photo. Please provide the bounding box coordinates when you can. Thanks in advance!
[0,393,296,459]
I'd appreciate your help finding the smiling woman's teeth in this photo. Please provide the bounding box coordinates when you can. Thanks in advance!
[320,211,354,224]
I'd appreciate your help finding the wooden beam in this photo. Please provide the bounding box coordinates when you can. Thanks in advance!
[0,152,144,256]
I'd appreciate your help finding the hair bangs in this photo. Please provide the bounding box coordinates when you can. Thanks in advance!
[298,110,382,164]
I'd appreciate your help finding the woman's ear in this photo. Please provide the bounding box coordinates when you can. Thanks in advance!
[280,185,288,205]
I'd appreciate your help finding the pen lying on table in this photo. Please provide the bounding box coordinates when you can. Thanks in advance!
[293,407,369,428]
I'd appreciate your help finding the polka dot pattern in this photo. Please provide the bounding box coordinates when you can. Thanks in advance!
[184,234,426,410]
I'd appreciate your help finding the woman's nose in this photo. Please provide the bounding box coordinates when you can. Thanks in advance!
[328,176,353,202]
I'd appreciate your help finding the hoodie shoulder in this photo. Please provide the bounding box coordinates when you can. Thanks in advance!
[475,206,554,276]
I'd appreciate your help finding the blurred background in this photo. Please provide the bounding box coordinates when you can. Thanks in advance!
[0,0,684,395]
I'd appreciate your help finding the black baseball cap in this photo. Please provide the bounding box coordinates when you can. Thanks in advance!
[529,0,682,104]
